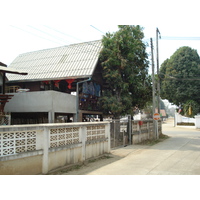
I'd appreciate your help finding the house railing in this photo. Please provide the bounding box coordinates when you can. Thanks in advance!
[79,93,100,111]
[0,122,110,175]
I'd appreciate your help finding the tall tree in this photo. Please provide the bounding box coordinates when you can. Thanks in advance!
[100,25,152,118]
[160,46,200,116]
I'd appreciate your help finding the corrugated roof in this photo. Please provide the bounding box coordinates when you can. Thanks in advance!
[7,40,102,82]
[0,66,28,75]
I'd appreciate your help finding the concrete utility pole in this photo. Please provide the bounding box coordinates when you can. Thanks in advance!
[150,38,156,115]
[156,28,161,114]
[150,38,157,139]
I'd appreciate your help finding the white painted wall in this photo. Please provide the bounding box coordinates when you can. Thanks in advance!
[0,122,110,174]
[5,90,77,114]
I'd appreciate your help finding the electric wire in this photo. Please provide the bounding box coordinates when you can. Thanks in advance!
[42,26,101,49]
[10,25,63,45]
[43,25,83,42]
[90,25,105,34]
[10,25,101,53]
[27,25,69,44]
[162,36,200,40]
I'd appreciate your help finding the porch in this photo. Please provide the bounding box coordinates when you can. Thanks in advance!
[4,90,103,124]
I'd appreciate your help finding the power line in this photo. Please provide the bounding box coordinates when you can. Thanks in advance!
[10,25,63,45]
[161,36,200,40]
[27,25,69,44]
[90,25,105,34]
[44,25,102,49]
[43,25,83,42]
[160,74,200,81]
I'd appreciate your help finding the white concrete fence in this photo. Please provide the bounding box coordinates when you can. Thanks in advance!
[131,120,162,143]
[0,122,110,175]
[111,119,162,148]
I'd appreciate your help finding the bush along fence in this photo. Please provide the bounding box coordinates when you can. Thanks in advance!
[109,119,162,148]
[0,122,110,175]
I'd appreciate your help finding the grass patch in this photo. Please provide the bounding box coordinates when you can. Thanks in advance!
[57,164,82,174]
[88,155,112,163]
[136,133,170,146]
[177,122,195,126]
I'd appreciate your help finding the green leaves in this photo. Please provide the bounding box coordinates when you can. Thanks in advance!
[100,25,151,118]
[160,46,200,115]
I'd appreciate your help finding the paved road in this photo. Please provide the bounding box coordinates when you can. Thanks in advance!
[89,119,200,175]
[58,119,200,175]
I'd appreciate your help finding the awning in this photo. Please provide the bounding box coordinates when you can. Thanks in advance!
[0,66,28,75]
[0,62,28,94]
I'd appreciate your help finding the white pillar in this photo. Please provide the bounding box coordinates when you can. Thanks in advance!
[80,126,86,162]
[105,123,111,153]
[48,111,55,123]
[195,115,200,129]
[42,127,49,174]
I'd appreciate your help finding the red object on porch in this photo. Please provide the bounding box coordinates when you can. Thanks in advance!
[138,121,143,126]
[66,79,74,89]
[43,81,50,84]
[53,80,60,87]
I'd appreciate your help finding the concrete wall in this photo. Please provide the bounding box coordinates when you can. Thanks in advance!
[0,122,110,175]
[5,90,76,113]
[131,120,162,144]
[0,151,43,175]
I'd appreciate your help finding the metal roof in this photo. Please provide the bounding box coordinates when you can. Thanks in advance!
[0,66,27,75]
[7,40,102,82]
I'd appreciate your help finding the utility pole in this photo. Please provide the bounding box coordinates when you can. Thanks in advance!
[156,28,161,114]
[150,38,156,115]
[150,38,157,139]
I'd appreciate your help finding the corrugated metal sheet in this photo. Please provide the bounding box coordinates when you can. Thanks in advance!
[7,40,102,82]
[0,66,27,75]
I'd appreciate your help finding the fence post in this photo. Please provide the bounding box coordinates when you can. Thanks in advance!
[42,127,49,174]
[137,121,140,143]
[128,115,132,145]
[113,121,115,148]
[105,123,111,152]
[147,121,149,139]
[81,126,86,162]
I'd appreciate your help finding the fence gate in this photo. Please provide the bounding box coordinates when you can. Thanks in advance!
[109,119,129,148]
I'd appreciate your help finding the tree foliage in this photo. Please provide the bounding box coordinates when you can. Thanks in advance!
[99,25,152,118]
[160,46,200,116]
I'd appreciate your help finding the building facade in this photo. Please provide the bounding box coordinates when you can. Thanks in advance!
[4,40,105,124]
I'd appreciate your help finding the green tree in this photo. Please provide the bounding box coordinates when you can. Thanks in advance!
[160,46,200,116]
[100,25,152,118]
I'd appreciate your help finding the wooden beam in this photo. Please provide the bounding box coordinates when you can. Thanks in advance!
[2,73,5,94]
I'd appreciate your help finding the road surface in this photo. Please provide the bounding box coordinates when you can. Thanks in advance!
[53,118,200,175]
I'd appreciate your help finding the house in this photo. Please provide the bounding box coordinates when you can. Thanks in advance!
[4,40,105,124]
[0,62,28,125]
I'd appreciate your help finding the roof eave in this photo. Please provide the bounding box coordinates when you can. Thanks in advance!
[6,75,92,83]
